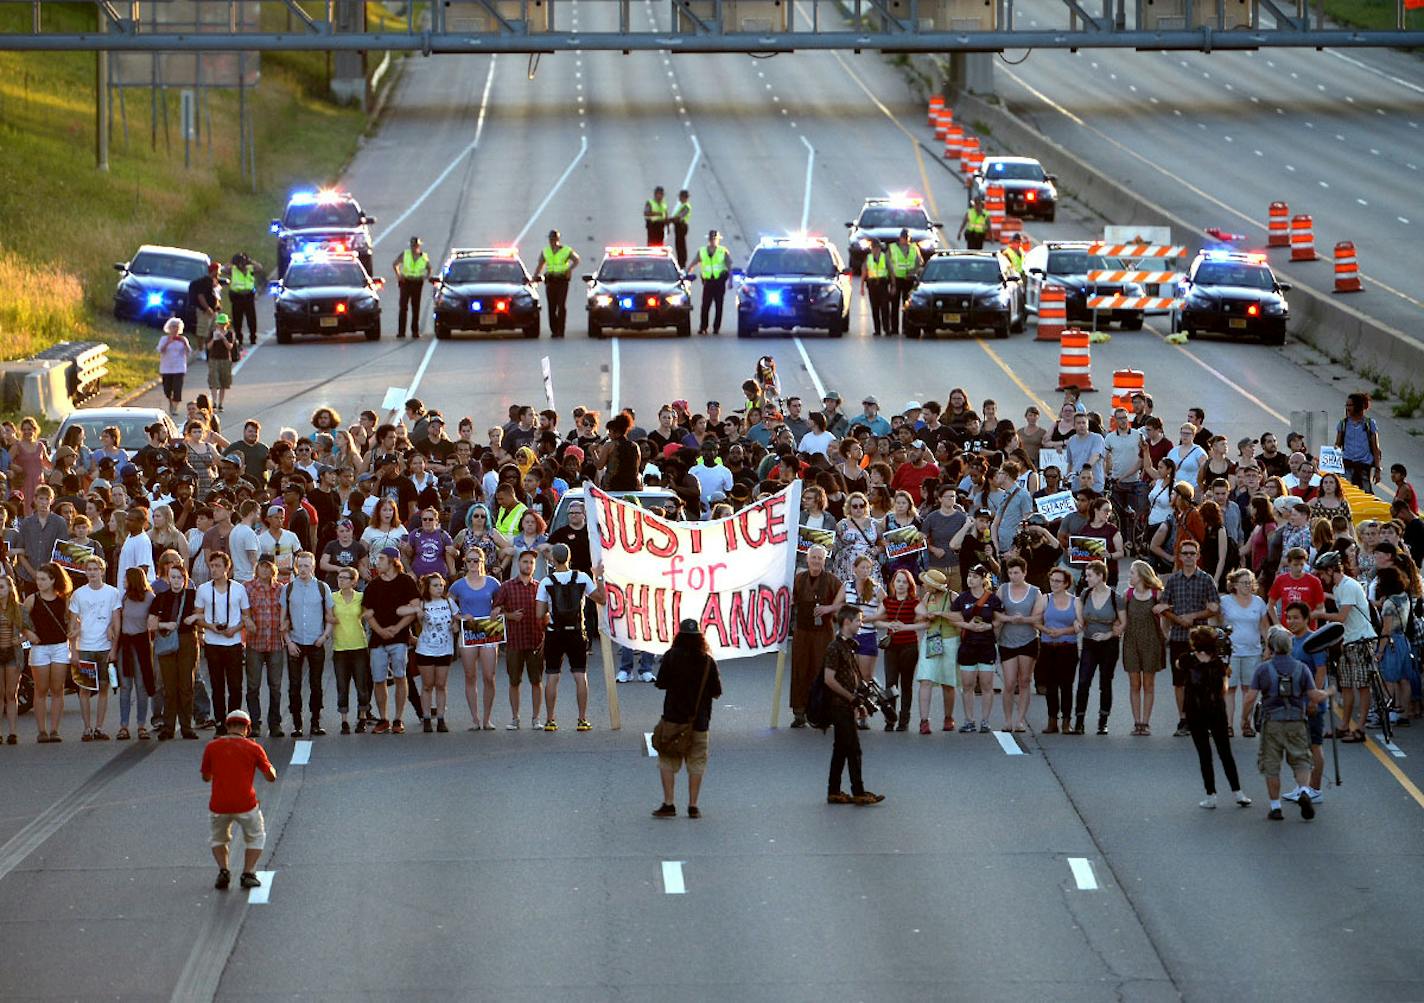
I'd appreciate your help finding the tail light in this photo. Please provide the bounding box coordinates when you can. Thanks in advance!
[495,299,509,313]
[335,303,347,314]
[1247,304,1259,317]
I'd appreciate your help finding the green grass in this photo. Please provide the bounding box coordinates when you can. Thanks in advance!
[0,1,382,424]
[1321,0,1422,30]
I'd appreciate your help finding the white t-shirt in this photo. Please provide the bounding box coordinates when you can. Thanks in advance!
[798,430,836,457]
[361,525,408,557]
[536,570,597,605]
[260,528,302,581]
[1220,593,1267,658]
[70,583,121,651]
[196,580,250,647]
[228,522,261,583]
[116,533,155,587]
[1168,443,1206,487]
[1334,575,1377,643]
[414,598,457,658]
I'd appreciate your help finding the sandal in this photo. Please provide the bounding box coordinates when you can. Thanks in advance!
[1242,726,1255,738]
[1226,725,1234,738]
[137,727,149,740]
[1341,730,1366,743]
[116,728,130,741]
[942,717,955,732]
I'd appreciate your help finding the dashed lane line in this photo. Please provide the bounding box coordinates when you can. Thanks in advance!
[661,860,687,894]
[1068,857,1099,890]
[993,730,1025,756]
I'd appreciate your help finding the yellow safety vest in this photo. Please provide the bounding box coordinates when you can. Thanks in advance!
[229,266,256,294]
[495,502,526,537]
[965,207,988,233]
[400,249,430,279]
[889,243,919,279]
[646,199,668,223]
[698,245,729,279]
[542,245,573,276]
[673,200,691,226]
[865,252,888,280]
[1003,247,1024,274]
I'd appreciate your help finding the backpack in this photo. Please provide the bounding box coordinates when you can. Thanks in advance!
[545,571,586,635]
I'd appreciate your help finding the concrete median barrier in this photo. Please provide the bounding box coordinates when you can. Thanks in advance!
[0,360,74,422]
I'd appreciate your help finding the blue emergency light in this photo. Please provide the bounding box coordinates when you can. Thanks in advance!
[471,300,483,312]
[619,296,635,310]
[146,292,164,308]
[764,289,784,306]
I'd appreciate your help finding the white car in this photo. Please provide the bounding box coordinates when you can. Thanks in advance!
[1022,241,1146,330]
[51,406,179,460]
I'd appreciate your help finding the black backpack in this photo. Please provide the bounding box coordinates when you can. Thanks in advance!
[545,571,586,636]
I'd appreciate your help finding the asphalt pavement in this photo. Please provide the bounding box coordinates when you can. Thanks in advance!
[14,1,1424,997]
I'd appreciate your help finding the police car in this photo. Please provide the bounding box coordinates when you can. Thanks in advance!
[1179,250,1289,345]
[970,157,1058,222]
[432,248,540,340]
[844,197,943,272]
[271,189,376,277]
[112,245,211,327]
[902,251,1024,339]
[734,236,852,339]
[270,251,384,343]
[583,246,693,339]
[1024,240,1146,330]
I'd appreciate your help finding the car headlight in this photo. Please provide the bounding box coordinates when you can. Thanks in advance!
[917,239,936,252]
[856,238,870,249]
[1185,290,1213,305]
[513,291,535,305]
[276,298,301,312]
[1263,300,1286,315]
[593,294,614,308]
[354,295,378,309]
[975,291,1006,305]
[908,290,930,306]
[664,292,687,306]
[436,290,459,307]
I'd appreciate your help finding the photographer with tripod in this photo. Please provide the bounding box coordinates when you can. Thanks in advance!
[824,607,885,807]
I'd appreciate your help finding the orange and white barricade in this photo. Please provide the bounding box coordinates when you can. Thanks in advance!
[1036,284,1067,342]
[933,107,953,140]
[1058,330,1096,392]
[928,95,944,127]
[1333,241,1363,293]
[943,125,965,165]
[1267,202,1290,248]
[959,136,982,180]
[984,184,1005,240]
[998,213,1024,247]
[1111,369,1146,409]
[1290,215,1317,261]
[1085,242,1188,321]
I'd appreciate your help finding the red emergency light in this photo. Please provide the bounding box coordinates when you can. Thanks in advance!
[1247,304,1259,317]
[646,296,658,308]
[494,299,509,313]
[335,303,347,314]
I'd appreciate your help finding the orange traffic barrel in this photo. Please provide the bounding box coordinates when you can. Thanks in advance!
[984,184,1005,239]
[1036,284,1067,342]
[998,213,1024,246]
[928,94,944,126]
[1290,214,1317,261]
[1267,202,1290,248]
[933,108,953,140]
[943,124,964,164]
[1333,241,1363,293]
[959,136,981,178]
[1111,369,1146,409]
[1058,329,1096,391]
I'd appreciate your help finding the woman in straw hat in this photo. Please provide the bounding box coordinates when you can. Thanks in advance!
[913,568,959,734]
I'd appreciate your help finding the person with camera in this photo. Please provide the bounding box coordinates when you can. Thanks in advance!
[824,606,885,806]
[1008,518,1062,592]
[1309,550,1375,743]
[652,620,722,819]
[1178,625,1252,809]
[1252,625,1332,821]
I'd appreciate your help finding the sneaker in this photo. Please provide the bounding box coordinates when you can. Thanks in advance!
[1199,794,1218,809]
[392,721,405,734]
[309,723,327,737]
[214,868,231,890]
[1234,791,1253,807]
[857,718,870,731]
[437,719,449,733]
[651,803,677,818]
[423,719,433,733]
[852,791,886,806]
[506,719,520,730]
[372,720,390,735]
[544,720,558,732]
[639,671,656,683]
[1299,789,1315,820]
[790,713,806,729]
[959,720,977,734]
[687,806,701,819]
[576,719,592,732]
[827,791,854,805]
[1308,787,1323,804]
[979,720,990,733]
[239,871,262,889]
[1267,807,1284,821]
[340,721,351,735]
[269,725,285,738]
[1173,720,1190,737]
[616,671,630,683]
[354,720,366,734]
[1281,788,1301,803]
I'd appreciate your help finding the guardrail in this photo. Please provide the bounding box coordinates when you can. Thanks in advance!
[33,341,109,402]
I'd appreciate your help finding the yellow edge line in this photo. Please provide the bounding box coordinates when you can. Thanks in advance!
[1365,735,1424,810]
[977,340,1053,414]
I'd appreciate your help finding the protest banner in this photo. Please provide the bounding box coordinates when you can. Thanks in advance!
[1038,449,1069,476]
[883,524,927,561]
[1318,446,1345,476]
[1035,490,1076,521]
[462,616,506,647]
[796,524,835,556]
[52,539,98,572]
[587,481,802,663]
[1068,535,1108,565]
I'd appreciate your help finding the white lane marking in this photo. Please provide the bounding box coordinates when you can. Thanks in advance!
[375,57,496,248]
[1382,738,1407,758]
[1400,217,1412,225]
[661,860,686,894]
[681,133,702,191]
[993,730,1024,756]
[406,338,440,398]
[1358,198,1368,206]
[1068,858,1098,890]
[289,740,312,766]
[1319,180,1329,188]
[610,338,621,415]
[793,337,825,402]
[247,870,276,905]
[644,732,657,757]
[799,134,815,232]
[512,134,589,245]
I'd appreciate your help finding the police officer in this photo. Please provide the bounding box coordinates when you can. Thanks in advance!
[887,229,922,337]
[859,237,891,337]
[392,237,431,339]
[670,189,692,268]
[958,195,990,250]
[226,253,264,346]
[1002,233,1027,277]
[643,186,669,247]
[687,229,731,336]
[532,229,581,339]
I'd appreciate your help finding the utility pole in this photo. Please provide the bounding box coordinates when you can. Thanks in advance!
[96,11,108,171]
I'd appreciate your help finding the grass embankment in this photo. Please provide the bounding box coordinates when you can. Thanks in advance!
[0,2,393,423]
[1321,0,1423,30]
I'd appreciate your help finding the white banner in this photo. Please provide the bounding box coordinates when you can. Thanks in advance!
[586,481,802,661]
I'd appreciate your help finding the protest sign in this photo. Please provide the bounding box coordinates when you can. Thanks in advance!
[1068,535,1108,565]
[883,524,927,561]
[1318,446,1344,476]
[587,481,801,661]
[72,659,100,693]
[52,539,98,572]
[1035,490,1076,521]
[1038,449,1069,476]
[462,616,505,647]
[796,524,835,555]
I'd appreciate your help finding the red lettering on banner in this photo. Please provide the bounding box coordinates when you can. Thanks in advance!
[764,495,788,545]
[671,589,683,627]
[642,513,677,558]
[615,505,645,555]
[729,591,757,648]
[605,582,626,629]
[736,510,768,548]
[654,586,669,644]
[687,527,704,555]
[722,519,739,552]
[756,585,780,647]
[594,492,618,551]
[626,584,652,642]
[700,593,730,648]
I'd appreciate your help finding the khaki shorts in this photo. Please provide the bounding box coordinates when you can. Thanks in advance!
[507,647,544,685]
[658,729,710,776]
[208,358,233,390]
[210,807,266,849]
[1257,719,1311,776]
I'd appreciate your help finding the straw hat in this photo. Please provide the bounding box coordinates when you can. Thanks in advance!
[919,568,949,592]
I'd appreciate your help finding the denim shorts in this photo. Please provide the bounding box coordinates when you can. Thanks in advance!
[854,631,879,657]
[369,643,408,683]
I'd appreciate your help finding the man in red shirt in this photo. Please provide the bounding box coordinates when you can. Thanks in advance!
[891,440,939,501]
[200,709,277,890]
[494,550,544,730]
[1266,548,1326,626]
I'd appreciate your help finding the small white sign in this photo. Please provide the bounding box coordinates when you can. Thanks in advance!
[1035,490,1077,521]
[1318,445,1345,475]
[1038,448,1069,477]
[381,386,407,412]
[541,356,556,411]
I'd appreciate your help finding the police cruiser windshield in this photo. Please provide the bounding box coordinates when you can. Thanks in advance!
[921,258,1003,283]
[445,260,525,284]
[988,162,1046,181]
[746,248,837,278]
[858,208,930,230]
[597,258,681,282]
[1193,262,1275,289]
[285,262,368,288]
[128,252,209,281]
[1046,251,1118,275]
[283,202,362,229]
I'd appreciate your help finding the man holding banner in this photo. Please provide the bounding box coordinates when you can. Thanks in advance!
[789,545,842,728]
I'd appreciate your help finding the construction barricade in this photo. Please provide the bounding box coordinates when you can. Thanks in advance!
[1290,215,1317,261]
[1111,369,1146,409]
[933,107,953,140]
[1085,241,1187,328]
[928,95,944,126]
[1333,241,1363,293]
[943,124,965,166]
[960,136,982,182]
[1267,201,1290,248]
[1036,284,1067,342]
[984,184,1005,241]
[1058,330,1096,391]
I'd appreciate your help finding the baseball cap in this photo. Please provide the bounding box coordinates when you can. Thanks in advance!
[1237,436,1258,449]
[862,395,879,406]
[214,313,230,325]
[266,504,285,517]
[911,439,927,449]
[564,444,586,464]
[336,518,354,530]
[224,708,251,726]
[903,400,923,412]
[823,390,841,402]
[219,453,242,467]
[662,443,681,460]
[379,546,401,559]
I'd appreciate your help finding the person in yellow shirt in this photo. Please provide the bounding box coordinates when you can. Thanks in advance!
[330,566,371,734]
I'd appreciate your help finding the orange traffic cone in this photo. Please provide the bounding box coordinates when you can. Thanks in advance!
[928,95,944,127]
[1111,369,1146,409]
[943,125,964,165]
[1058,330,1096,391]
[1290,215,1317,262]
[1333,241,1363,293]
[1267,201,1290,248]
[1036,284,1067,342]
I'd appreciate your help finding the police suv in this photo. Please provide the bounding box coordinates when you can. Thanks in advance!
[583,246,693,339]
[1179,251,1289,345]
[271,190,376,277]
[270,251,384,343]
[844,197,943,272]
[734,236,852,339]
[433,248,541,340]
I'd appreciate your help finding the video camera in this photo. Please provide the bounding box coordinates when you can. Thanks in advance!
[1212,624,1234,660]
[854,678,899,727]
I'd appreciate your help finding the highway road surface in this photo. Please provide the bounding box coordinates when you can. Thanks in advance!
[5,1,1424,999]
